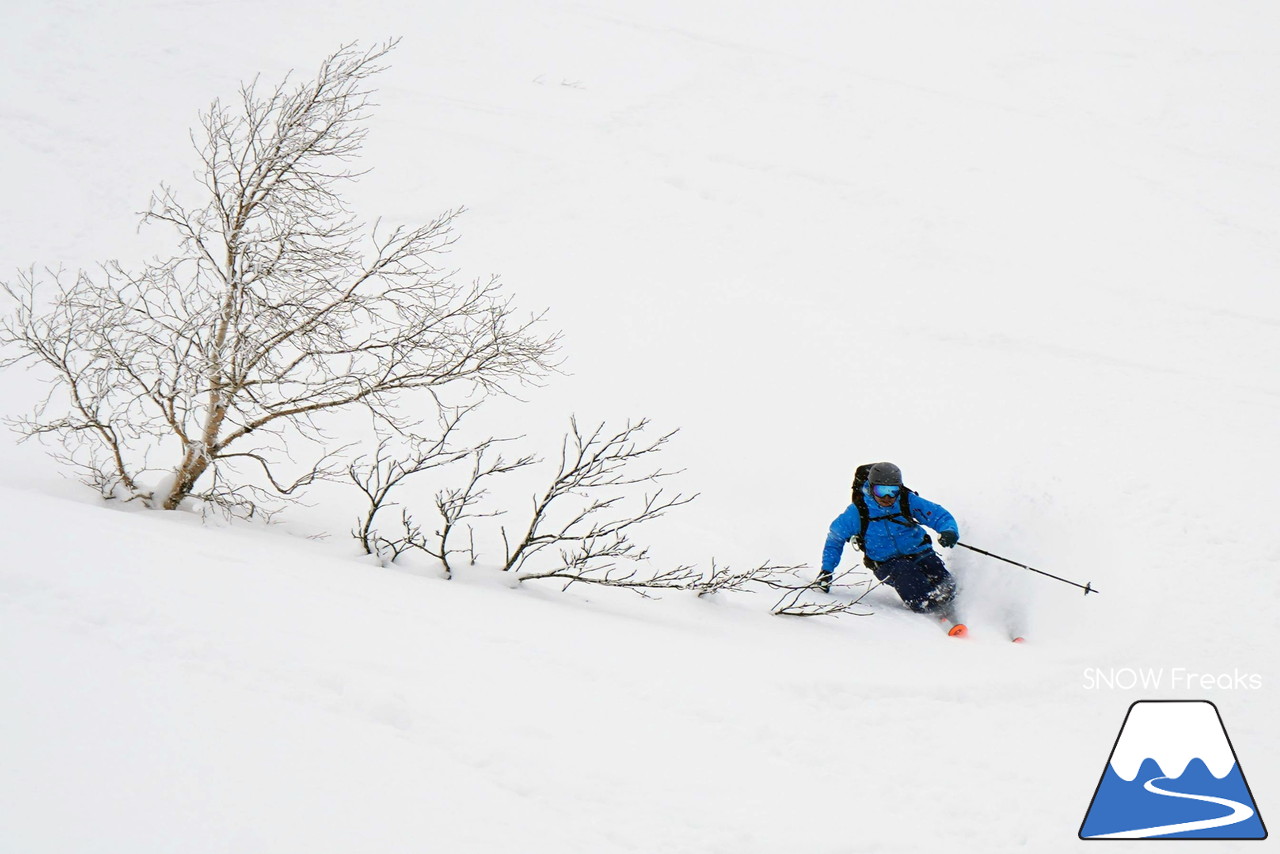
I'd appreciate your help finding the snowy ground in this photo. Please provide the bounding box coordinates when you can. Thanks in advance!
[2,2,1277,852]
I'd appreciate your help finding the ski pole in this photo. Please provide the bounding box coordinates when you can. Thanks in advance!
[957,542,1098,595]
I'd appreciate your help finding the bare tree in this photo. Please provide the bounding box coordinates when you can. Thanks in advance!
[346,411,877,617]
[0,41,557,514]
[424,443,536,576]
[346,416,696,593]
[349,406,476,562]
[500,418,697,592]
[348,411,535,574]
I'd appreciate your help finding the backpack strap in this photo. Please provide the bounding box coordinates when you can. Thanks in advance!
[902,488,930,549]
[853,487,922,552]
[850,463,874,551]
[852,482,870,551]
[901,488,917,525]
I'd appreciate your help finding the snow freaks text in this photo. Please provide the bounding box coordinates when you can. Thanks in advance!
[1082,668,1263,691]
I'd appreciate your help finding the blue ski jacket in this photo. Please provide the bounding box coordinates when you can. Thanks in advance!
[821,487,959,570]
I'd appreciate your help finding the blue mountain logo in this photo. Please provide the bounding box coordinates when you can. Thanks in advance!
[1080,700,1266,840]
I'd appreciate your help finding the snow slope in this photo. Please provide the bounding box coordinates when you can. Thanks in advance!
[2,1,1277,851]
[0,486,1090,853]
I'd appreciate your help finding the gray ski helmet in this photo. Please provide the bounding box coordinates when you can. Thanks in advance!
[867,462,903,486]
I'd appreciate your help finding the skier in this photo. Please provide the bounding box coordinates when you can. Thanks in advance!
[817,462,960,615]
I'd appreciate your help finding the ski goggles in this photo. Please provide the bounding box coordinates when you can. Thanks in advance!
[870,484,901,500]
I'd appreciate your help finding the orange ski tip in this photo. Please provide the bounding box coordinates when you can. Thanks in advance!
[947,623,969,638]
[1011,636,1026,644]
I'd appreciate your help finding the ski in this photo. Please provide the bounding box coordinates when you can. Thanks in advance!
[938,616,1025,643]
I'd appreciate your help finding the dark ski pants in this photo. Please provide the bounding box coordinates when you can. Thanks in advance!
[870,551,956,614]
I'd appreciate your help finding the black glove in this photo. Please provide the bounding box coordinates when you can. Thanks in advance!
[938,530,958,548]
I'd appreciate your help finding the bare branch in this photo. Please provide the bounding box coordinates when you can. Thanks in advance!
[518,543,702,599]
[770,570,879,618]
[503,418,697,577]
[692,559,809,597]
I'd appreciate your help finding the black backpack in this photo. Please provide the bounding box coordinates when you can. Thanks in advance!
[849,462,920,553]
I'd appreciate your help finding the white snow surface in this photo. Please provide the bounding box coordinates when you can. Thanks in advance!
[1108,701,1236,782]
[2,2,1279,852]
